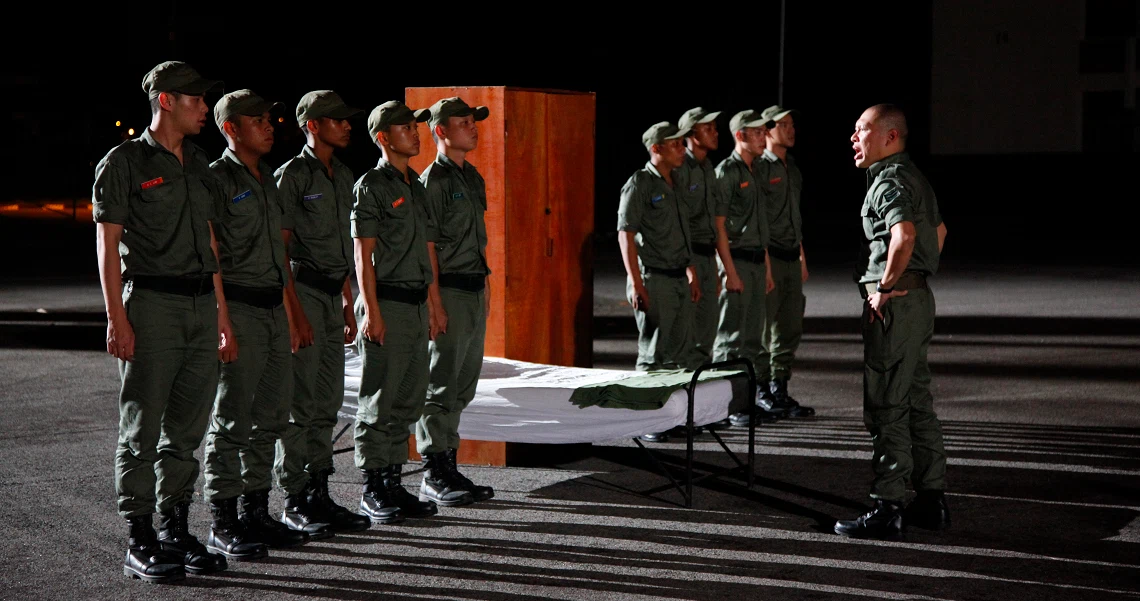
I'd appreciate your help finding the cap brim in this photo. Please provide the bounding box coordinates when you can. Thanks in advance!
[413,108,431,123]
[176,78,224,97]
[697,111,721,124]
[771,109,795,122]
[733,119,771,132]
[472,106,490,121]
[326,105,365,119]
[665,127,692,140]
[239,100,284,117]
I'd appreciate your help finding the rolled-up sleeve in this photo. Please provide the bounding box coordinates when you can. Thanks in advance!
[352,180,380,239]
[92,153,129,225]
[876,179,914,229]
[616,177,642,232]
[275,166,302,231]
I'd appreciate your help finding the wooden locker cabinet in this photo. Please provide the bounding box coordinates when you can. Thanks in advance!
[404,86,596,466]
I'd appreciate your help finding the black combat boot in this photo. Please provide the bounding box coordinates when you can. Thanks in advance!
[755,381,788,421]
[157,503,227,574]
[904,490,951,531]
[419,452,475,507]
[123,514,185,584]
[281,490,334,541]
[834,499,905,539]
[207,497,268,561]
[770,378,815,417]
[384,464,438,518]
[359,468,405,524]
[308,468,371,532]
[239,489,309,548]
[447,448,495,502]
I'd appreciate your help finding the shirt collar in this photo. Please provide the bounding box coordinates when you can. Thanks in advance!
[868,151,909,179]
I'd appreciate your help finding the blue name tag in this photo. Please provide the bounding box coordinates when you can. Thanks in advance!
[689,184,698,191]
[232,190,252,204]
[650,194,664,204]
[452,192,465,199]
[303,193,323,201]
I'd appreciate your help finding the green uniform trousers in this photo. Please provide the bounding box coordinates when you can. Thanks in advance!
[861,287,947,501]
[629,271,693,372]
[274,282,345,496]
[417,287,485,455]
[203,301,291,503]
[115,286,219,518]
[713,258,767,370]
[688,253,720,369]
[354,297,430,469]
[763,256,805,381]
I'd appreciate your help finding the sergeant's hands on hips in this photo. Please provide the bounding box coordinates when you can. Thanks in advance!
[867,289,909,323]
[106,309,135,361]
[343,304,358,344]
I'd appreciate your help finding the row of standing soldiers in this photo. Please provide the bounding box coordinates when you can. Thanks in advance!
[94,61,495,583]
[617,106,816,435]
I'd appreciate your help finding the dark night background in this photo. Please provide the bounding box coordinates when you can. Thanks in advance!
[2,1,1136,280]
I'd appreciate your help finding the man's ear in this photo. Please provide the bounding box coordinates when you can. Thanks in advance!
[222,120,237,140]
[376,131,388,147]
[433,123,446,140]
[305,119,319,136]
[158,91,176,112]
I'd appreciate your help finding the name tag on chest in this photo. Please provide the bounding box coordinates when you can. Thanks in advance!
[452,192,465,200]
[651,194,665,204]
[232,190,253,204]
[303,193,323,201]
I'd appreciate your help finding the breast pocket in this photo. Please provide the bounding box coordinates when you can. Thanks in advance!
[134,175,183,228]
[226,189,258,217]
[861,205,879,240]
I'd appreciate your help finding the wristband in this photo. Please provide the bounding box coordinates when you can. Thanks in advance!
[876,282,894,294]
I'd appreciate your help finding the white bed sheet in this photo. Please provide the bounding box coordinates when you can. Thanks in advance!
[342,348,734,444]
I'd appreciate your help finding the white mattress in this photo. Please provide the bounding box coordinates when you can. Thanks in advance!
[342,348,735,444]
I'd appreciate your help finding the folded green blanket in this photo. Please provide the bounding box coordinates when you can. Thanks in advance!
[569,369,741,410]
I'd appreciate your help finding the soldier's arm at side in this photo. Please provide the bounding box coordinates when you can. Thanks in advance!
[617,231,648,311]
[353,237,383,344]
[276,168,313,351]
[340,277,356,344]
[937,222,947,254]
[800,242,809,282]
[96,223,133,361]
[423,177,448,339]
[208,221,238,363]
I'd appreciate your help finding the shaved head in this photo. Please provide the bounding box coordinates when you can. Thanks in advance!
[869,104,908,144]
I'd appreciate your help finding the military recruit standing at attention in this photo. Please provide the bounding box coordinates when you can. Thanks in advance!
[754,105,814,418]
[274,91,370,536]
[835,104,950,539]
[201,89,308,561]
[94,61,230,583]
[351,101,440,521]
[713,110,778,425]
[617,122,701,373]
[418,97,495,506]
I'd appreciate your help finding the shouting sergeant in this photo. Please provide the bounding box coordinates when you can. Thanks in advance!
[755,105,814,418]
[713,110,777,424]
[202,89,309,562]
[94,61,229,583]
[351,101,440,523]
[274,91,370,536]
[617,121,700,385]
[834,104,950,539]
[418,97,495,506]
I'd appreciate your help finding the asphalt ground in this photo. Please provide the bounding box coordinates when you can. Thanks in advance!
[1,255,1138,601]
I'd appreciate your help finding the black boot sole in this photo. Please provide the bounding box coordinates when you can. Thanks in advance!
[833,525,904,540]
[123,565,185,584]
[183,561,228,575]
[206,543,269,561]
[359,508,405,524]
[420,491,474,507]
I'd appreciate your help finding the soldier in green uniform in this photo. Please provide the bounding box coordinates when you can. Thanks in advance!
[94,61,229,583]
[274,90,371,536]
[351,101,441,521]
[418,97,495,506]
[201,89,309,562]
[835,104,950,539]
[712,110,779,424]
[618,121,701,442]
[755,105,814,418]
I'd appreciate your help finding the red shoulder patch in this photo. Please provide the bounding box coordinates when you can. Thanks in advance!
[769,177,782,185]
[140,177,164,190]
[392,197,405,208]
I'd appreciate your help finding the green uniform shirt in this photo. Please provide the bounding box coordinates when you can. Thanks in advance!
[616,162,692,270]
[675,150,721,245]
[857,152,943,284]
[421,154,490,277]
[275,145,354,279]
[208,149,287,289]
[352,159,434,289]
[714,151,769,250]
[756,148,803,251]
[92,128,220,277]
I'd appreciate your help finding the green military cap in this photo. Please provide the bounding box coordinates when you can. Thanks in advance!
[141,61,222,99]
[368,101,431,140]
[729,110,772,133]
[678,107,722,131]
[641,121,690,150]
[295,90,364,126]
[214,89,283,133]
[427,96,490,129]
[761,105,797,123]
